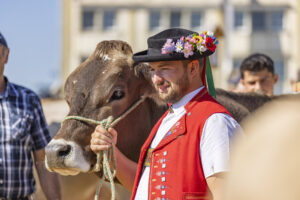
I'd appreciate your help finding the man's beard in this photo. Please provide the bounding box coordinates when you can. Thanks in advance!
[155,70,189,104]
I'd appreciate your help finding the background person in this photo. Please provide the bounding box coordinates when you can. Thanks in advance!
[0,32,61,200]
[239,53,278,96]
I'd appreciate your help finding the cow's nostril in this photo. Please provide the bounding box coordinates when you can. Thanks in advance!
[58,144,72,157]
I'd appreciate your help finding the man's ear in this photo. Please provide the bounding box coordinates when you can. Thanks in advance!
[4,48,9,64]
[188,60,199,77]
[240,78,245,86]
[273,74,278,84]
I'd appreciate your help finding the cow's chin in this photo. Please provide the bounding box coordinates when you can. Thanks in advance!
[45,158,92,176]
[48,168,82,176]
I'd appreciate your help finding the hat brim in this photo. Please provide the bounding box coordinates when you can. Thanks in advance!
[133,49,214,63]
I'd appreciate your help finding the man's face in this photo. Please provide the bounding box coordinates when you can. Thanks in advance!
[150,60,190,103]
[0,45,9,69]
[241,69,278,96]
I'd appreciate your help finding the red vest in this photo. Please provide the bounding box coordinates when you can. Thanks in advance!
[131,88,232,200]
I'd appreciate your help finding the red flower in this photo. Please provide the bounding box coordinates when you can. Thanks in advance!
[205,37,216,52]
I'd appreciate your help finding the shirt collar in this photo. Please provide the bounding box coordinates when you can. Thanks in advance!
[0,77,18,99]
[170,86,204,114]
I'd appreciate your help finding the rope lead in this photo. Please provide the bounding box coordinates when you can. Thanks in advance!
[63,97,145,200]
[94,116,116,200]
[63,116,117,200]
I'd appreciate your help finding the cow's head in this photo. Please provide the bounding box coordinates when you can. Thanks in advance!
[45,40,154,175]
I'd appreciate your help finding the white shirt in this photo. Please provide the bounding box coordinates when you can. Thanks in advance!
[134,87,242,200]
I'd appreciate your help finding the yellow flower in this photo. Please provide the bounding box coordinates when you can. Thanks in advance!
[193,36,203,44]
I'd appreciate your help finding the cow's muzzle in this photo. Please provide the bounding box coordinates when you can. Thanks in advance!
[45,138,91,175]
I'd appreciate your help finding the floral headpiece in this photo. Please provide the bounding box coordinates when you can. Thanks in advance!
[161,31,218,58]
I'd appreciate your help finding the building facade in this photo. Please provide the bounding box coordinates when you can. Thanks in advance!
[62,0,300,94]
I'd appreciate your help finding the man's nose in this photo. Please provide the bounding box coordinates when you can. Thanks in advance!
[254,82,263,91]
[152,71,164,84]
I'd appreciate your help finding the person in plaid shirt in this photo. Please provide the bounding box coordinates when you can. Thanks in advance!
[0,32,61,200]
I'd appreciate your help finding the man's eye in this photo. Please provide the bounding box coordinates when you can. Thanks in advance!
[109,89,125,102]
[261,78,268,83]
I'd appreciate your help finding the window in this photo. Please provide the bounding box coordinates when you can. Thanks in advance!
[170,11,181,28]
[103,10,115,30]
[228,59,243,88]
[233,59,243,69]
[234,11,244,28]
[252,11,266,31]
[274,59,284,94]
[191,12,202,29]
[82,10,94,30]
[270,11,283,31]
[149,11,161,31]
[274,59,284,82]
[251,10,284,32]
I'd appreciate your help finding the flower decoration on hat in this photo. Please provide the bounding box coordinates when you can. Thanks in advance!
[161,31,218,58]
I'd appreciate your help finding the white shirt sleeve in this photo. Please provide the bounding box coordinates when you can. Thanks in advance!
[200,113,242,178]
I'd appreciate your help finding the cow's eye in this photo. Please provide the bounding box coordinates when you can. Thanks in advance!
[110,88,125,102]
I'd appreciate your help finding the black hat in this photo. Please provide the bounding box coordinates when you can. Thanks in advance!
[133,28,218,63]
[0,32,8,48]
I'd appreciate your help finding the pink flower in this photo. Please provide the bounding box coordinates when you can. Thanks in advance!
[183,42,194,58]
[160,32,218,56]
[185,35,193,43]
[190,38,197,44]
[161,39,175,54]
[180,36,185,43]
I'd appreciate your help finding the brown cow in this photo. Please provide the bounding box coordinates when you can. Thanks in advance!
[44,40,297,198]
[45,40,166,176]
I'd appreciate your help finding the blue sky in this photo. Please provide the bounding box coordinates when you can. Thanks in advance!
[0,0,61,95]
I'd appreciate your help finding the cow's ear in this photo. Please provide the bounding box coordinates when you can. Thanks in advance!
[133,63,165,105]
[133,62,151,80]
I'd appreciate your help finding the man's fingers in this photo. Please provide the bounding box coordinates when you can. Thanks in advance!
[95,125,106,133]
[108,127,118,145]
[91,138,111,146]
[90,125,117,154]
[92,125,113,143]
[90,144,111,152]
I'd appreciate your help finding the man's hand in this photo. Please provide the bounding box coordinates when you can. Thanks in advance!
[90,125,138,191]
[90,125,118,154]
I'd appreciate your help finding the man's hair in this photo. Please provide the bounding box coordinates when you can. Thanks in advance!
[181,59,204,81]
[181,58,204,71]
[240,53,274,79]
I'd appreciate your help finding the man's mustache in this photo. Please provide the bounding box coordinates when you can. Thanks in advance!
[156,81,169,87]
